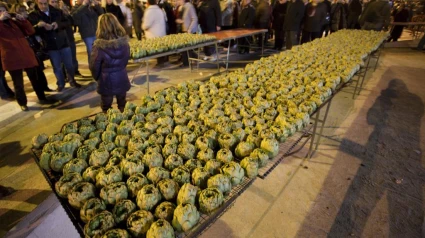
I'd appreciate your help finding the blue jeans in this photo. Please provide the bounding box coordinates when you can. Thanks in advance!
[417,34,425,50]
[83,36,96,61]
[48,47,75,88]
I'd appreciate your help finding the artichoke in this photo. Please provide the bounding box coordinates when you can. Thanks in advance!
[147,167,170,184]
[184,159,203,172]
[148,133,165,145]
[96,121,109,131]
[136,184,162,211]
[192,167,210,189]
[89,148,110,167]
[220,161,245,186]
[235,141,256,159]
[112,199,137,224]
[39,152,52,171]
[171,166,191,186]
[240,157,259,178]
[101,229,130,238]
[80,197,107,223]
[127,137,148,152]
[48,133,64,142]
[177,143,197,161]
[172,203,200,232]
[157,179,179,201]
[50,152,73,172]
[63,158,88,175]
[164,154,184,171]
[165,134,179,145]
[68,181,96,209]
[115,135,130,148]
[216,149,234,164]
[154,201,176,222]
[32,133,48,149]
[162,144,177,159]
[147,219,175,238]
[106,155,124,168]
[55,172,83,198]
[127,210,154,237]
[205,160,222,175]
[246,134,262,147]
[61,123,78,135]
[95,113,108,122]
[195,136,212,151]
[177,183,198,205]
[126,150,144,160]
[126,172,149,198]
[198,187,224,213]
[196,148,215,163]
[102,130,117,143]
[100,182,128,205]
[63,133,83,142]
[98,141,116,152]
[79,124,97,139]
[120,157,144,177]
[260,138,279,158]
[143,151,164,169]
[82,166,103,184]
[111,147,127,157]
[84,211,115,238]
[207,174,232,195]
[96,166,123,188]
[218,133,238,150]
[57,139,82,156]
[77,145,93,161]
[232,128,246,143]
[250,148,270,167]
[131,128,151,140]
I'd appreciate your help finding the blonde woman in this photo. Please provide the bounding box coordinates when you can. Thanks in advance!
[89,13,131,112]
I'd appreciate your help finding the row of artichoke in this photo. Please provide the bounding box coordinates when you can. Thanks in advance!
[130,33,216,59]
[32,30,388,237]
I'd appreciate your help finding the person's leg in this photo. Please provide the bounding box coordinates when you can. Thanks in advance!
[24,67,47,101]
[285,31,293,50]
[100,94,114,112]
[293,31,300,46]
[417,34,425,50]
[116,93,127,112]
[69,40,79,75]
[311,32,321,41]
[83,36,96,62]
[0,65,14,98]
[48,50,65,90]
[301,30,310,44]
[60,47,80,87]
[8,69,27,106]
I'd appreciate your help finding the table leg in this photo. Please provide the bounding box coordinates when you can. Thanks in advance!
[146,61,150,95]
[226,40,231,71]
[215,42,220,73]
[314,99,332,151]
[358,56,371,95]
[307,108,320,158]
[373,47,382,72]
[187,50,192,72]
[261,32,265,56]
[197,47,200,71]
[130,63,143,86]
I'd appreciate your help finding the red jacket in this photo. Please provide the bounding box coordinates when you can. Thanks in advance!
[0,19,38,71]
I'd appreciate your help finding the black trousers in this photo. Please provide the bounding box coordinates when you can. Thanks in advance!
[101,93,127,112]
[285,31,298,50]
[9,67,46,106]
[274,29,285,50]
[301,31,321,44]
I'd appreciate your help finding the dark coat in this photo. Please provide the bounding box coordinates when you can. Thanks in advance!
[90,37,131,96]
[160,1,177,34]
[390,8,409,39]
[304,2,327,32]
[0,19,38,71]
[105,4,126,26]
[132,5,143,33]
[347,0,362,28]
[255,0,271,28]
[330,3,347,31]
[359,0,391,30]
[238,3,255,28]
[198,0,222,33]
[272,1,288,30]
[28,6,71,51]
[72,4,104,39]
[283,0,305,31]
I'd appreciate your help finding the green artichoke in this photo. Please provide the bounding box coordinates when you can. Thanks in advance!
[207,174,232,195]
[111,147,128,157]
[143,151,164,169]
[127,210,154,237]
[246,134,262,147]
[136,184,162,211]
[148,133,165,145]
[147,167,170,184]
[260,138,279,158]
[171,166,191,186]
[126,172,149,198]
[61,123,78,135]
[80,197,107,223]
[48,133,64,142]
[198,187,224,213]
[164,154,184,171]
[84,211,115,237]
[240,157,259,178]
[235,141,256,159]
[98,141,116,152]
[176,183,198,205]
[82,166,103,184]
[220,161,245,186]
[55,172,83,198]
[112,199,137,224]
[68,181,96,209]
[218,133,238,151]
[216,148,234,164]
[131,128,151,140]
[120,157,144,177]
[101,229,130,238]
[157,178,180,201]
[184,159,203,172]
[191,167,210,189]
[50,152,73,172]
[39,152,52,171]
[250,148,270,167]
[63,158,88,175]
[165,134,179,145]
[77,145,93,161]
[106,155,124,168]
[115,135,130,148]
[172,203,200,232]
[177,143,196,161]
[147,219,175,238]
[89,148,110,167]
[154,201,176,222]
[196,148,215,163]
[79,124,97,139]
[205,160,222,175]
[100,182,128,205]
[32,133,48,149]
[95,112,108,122]
[106,123,118,132]
[162,144,177,159]
[96,166,123,188]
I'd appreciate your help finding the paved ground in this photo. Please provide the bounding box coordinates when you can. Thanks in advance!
[1,32,425,238]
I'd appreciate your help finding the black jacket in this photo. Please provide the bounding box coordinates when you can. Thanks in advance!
[330,3,347,31]
[132,5,143,32]
[272,2,288,30]
[197,0,222,32]
[255,0,271,28]
[283,0,305,31]
[105,4,125,26]
[304,2,327,32]
[238,3,255,28]
[28,6,71,51]
[72,4,103,39]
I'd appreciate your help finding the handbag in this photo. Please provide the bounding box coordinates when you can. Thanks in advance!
[25,35,50,61]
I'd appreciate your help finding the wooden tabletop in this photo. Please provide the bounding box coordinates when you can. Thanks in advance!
[391,22,425,26]
[206,28,268,42]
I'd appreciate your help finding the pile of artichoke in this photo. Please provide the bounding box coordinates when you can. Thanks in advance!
[32,30,388,237]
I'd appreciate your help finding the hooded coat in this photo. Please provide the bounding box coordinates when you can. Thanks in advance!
[89,36,131,96]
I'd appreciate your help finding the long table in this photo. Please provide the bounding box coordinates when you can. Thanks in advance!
[390,21,425,39]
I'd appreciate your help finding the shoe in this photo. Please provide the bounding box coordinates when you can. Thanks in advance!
[44,88,54,92]
[209,55,218,61]
[39,99,58,105]
[56,86,64,92]
[202,56,210,61]
[20,105,29,111]
[70,82,82,88]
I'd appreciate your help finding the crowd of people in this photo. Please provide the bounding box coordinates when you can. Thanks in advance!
[0,0,424,111]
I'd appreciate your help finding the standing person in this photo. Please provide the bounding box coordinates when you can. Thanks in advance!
[388,3,409,41]
[347,0,361,29]
[231,0,239,29]
[198,0,222,61]
[132,0,143,40]
[302,0,326,43]
[221,0,233,30]
[142,0,167,66]
[102,0,125,26]
[0,3,53,110]
[159,0,176,34]
[255,0,271,46]
[359,0,390,31]
[0,61,15,101]
[72,0,104,62]
[237,0,255,54]
[330,0,347,32]
[176,0,198,66]
[283,0,305,50]
[321,0,331,36]
[28,0,81,92]
[272,0,288,50]
[116,0,132,37]
[90,13,130,112]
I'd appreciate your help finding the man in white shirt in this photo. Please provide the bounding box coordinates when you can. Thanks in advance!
[117,0,133,37]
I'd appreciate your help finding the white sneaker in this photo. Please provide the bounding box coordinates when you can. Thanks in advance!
[209,55,218,61]
[203,56,210,61]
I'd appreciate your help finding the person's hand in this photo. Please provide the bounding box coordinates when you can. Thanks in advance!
[15,14,25,21]
[44,24,53,30]
[216,26,221,31]
[37,21,46,27]
[51,22,58,30]
[176,19,183,23]
[0,12,11,21]
[82,0,90,5]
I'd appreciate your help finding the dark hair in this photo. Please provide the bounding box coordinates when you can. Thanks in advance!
[147,0,156,5]
[0,1,9,10]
